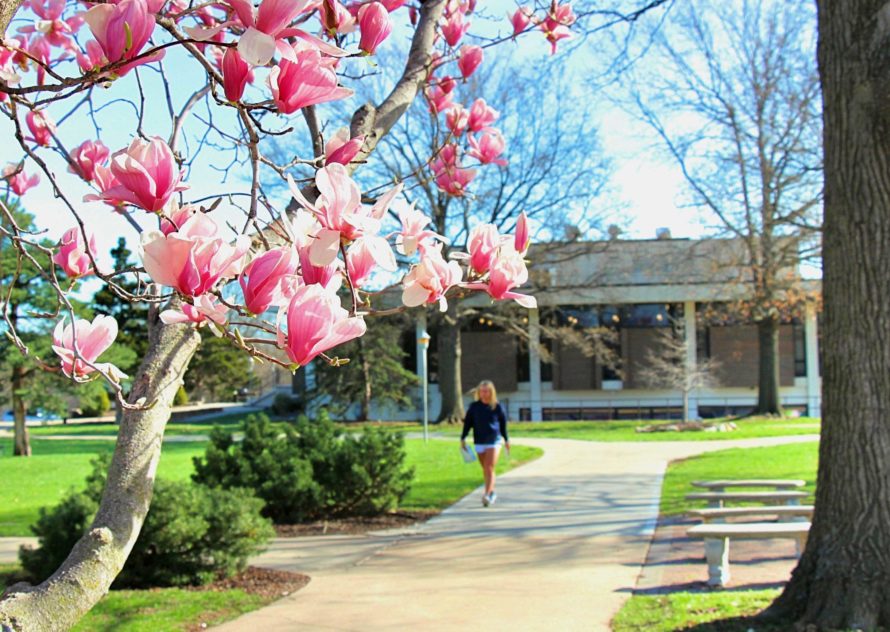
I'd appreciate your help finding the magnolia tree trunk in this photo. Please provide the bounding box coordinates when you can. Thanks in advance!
[11,366,30,457]
[754,317,783,415]
[765,1,890,628]
[0,310,200,631]
[436,301,464,424]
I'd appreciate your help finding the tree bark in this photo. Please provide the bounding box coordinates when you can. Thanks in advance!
[11,366,30,457]
[765,1,890,628]
[754,317,783,415]
[436,300,464,424]
[0,309,200,632]
[0,0,24,34]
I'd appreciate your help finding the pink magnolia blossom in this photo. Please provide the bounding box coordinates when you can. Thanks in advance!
[85,165,125,208]
[440,11,470,47]
[288,210,343,289]
[466,97,498,132]
[26,110,55,147]
[76,40,105,73]
[68,139,110,182]
[401,245,463,311]
[457,44,483,79]
[467,223,500,274]
[509,6,531,37]
[269,46,353,114]
[395,201,444,256]
[345,235,396,288]
[431,143,475,196]
[540,2,575,54]
[83,0,156,65]
[221,47,251,102]
[2,163,40,196]
[278,284,367,367]
[464,246,536,308]
[425,84,454,115]
[99,137,188,212]
[514,210,530,254]
[160,294,230,326]
[159,202,197,234]
[18,0,81,49]
[288,164,401,266]
[52,227,96,279]
[445,104,468,136]
[380,0,408,11]
[220,0,344,66]
[358,2,392,55]
[239,245,300,314]
[468,129,507,165]
[324,127,364,165]
[439,75,456,93]
[52,315,126,382]
[141,211,250,297]
[319,0,356,36]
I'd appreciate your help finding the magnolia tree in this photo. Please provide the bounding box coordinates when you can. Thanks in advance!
[0,0,667,626]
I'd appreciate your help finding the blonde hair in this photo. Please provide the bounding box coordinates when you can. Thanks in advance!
[474,380,498,410]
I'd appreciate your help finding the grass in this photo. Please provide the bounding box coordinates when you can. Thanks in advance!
[0,436,541,536]
[423,416,820,442]
[0,563,273,632]
[401,441,542,509]
[659,441,818,516]
[611,590,788,631]
[0,439,208,536]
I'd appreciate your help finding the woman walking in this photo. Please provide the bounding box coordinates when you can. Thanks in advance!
[460,380,510,507]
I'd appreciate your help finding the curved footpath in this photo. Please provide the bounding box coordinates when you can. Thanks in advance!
[213,434,818,632]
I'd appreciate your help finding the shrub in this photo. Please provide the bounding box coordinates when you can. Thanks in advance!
[20,455,273,588]
[173,385,189,406]
[192,413,414,522]
[77,384,110,417]
[269,393,302,417]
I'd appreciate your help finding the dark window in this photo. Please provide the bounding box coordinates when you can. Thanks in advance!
[793,322,807,378]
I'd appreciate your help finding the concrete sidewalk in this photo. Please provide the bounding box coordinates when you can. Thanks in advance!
[213,434,818,632]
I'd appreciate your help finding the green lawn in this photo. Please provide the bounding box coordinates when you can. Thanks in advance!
[0,563,275,632]
[0,437,541,536]
[611,590,788,631]
[421,417,820,442]
[401,441,541,509]
[659,441,818,516]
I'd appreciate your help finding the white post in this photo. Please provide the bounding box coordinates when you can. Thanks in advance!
[683,301,699,420]
[528,308,544,422]
[417,318,431,443]
[804,302,821,417]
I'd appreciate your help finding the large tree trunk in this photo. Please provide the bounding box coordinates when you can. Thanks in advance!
[754,317,783,415]
[436,300,464,424]
[765,2,890,628]
[0,309,200,632]
[11,366,30,457]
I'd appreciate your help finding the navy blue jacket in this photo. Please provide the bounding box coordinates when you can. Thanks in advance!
[461,401,508,445]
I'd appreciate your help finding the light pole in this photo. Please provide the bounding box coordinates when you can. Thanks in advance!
[418,328,430,443]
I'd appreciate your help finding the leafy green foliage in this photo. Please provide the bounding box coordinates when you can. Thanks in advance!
[20,455,273,588]
[192,413,414,522]
[312,316,418,419]
[185,332,256,402]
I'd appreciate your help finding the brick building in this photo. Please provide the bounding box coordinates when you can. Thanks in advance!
[409,236,821,421]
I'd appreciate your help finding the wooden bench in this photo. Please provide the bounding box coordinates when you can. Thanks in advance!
[689,505,814,523]
[687,522,811,587]
[685,490,809,508]
[691,479,805,492]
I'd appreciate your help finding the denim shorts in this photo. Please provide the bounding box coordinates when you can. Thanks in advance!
[474,438,503,454]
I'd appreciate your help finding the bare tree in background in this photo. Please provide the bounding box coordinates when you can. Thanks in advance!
[370,54,614,422]
[625,0,822,415]
[636,320,719,421]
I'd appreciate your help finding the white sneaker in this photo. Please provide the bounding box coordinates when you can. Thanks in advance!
[488,491,497,506]
[482,493,490,507]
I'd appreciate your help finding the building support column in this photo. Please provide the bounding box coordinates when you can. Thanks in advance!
[528,308,543,422]
[683,301,699,420]
[804,302,821,417]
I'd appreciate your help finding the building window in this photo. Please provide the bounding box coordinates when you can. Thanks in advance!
[793,321,807,378]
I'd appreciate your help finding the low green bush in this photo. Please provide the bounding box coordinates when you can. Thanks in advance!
[268,393,302,416]
[20,455,273,588]
[192,413,414,523]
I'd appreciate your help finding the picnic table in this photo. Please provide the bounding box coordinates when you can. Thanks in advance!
[685,490,809,509]
[690,479,806,492]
